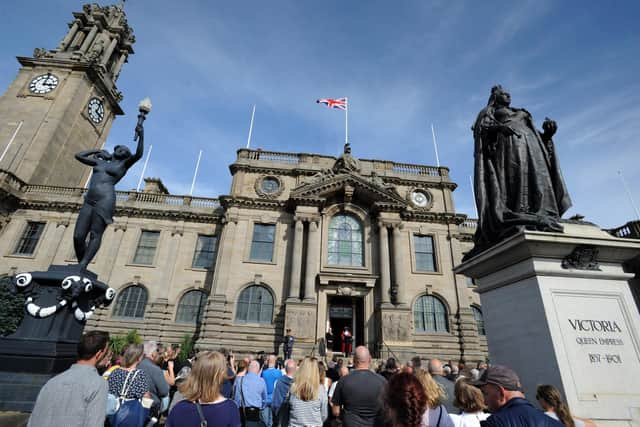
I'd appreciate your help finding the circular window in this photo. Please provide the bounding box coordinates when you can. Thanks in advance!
[255,175,284,198]
[410,189,431,208]
[261,177,280,194]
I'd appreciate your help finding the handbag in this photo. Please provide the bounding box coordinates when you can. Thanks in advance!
[107,369,135,416]
[110,370,150,427]
[239,377,262,423]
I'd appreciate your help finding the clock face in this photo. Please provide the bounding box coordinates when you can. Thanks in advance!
[87,98,105,124]
[411,190,430,208]
[29,73,59,94]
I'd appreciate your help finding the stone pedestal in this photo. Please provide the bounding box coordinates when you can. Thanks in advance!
[284,301,318,357]
[455,224,640,427]
[378,306,414,361]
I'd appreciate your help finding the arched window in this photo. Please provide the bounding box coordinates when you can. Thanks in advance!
[235,285,273,324]
[413,295,448,333]
[113,285,148,319]
[472,306,485,335]
[175,290,208,324]
[327,214,363,267]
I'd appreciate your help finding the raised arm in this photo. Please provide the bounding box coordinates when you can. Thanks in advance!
[125,124,144,169]
[75,149,103,166]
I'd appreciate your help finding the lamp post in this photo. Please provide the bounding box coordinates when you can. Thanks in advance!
[135,97,152,140]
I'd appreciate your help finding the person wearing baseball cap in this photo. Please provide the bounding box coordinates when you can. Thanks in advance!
[473,365,563,426]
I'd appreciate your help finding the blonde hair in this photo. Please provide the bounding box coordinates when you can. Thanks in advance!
[453,379,486,413]
[414,369,444,408]
[291,357,320,401]
[179,351,228,403]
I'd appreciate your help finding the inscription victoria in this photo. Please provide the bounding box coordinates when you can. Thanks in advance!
[569,318,624,365]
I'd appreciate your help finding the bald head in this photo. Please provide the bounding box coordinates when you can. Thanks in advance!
[267,354,276,368]
[285,358,297,376]
[248,360,260,374]
[428,358,443,375]
[354,346,371,369]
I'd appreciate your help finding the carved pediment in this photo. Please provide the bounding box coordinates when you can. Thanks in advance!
[290,172,408,210]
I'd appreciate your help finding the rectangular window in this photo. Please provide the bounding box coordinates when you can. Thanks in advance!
[250,224,275,262]
[133,230,160,265]
[414,235,436,272]
[192,235,218,269]
[14,222,45,255]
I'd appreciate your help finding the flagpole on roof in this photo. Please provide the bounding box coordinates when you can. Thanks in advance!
[618,170,640,221]
[345,97,349,144]
[246,104,256,149]
[190,149,203,196]
[469,174,478,218]
[136,144,153,192]
[431,124,440,168]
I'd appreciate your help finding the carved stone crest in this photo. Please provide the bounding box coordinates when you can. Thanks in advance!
[336,285,353,296]
[254,175,284,199]
[562,246,600,271]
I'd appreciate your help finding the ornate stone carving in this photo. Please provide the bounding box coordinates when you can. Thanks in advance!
[332,143,361,174]
[336,285,353,296]
[33,48,48,58]
[254,174,284,199]
[562,246,600,271]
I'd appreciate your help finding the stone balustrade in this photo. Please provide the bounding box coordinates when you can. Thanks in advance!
[608,220,640,239]
[236,148,450,180]
[0,168,221,213]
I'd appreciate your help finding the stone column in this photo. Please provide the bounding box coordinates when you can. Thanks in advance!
[111,51,128,80]
[100,36,118,67]
[303,220,320,302]
[58,20,81,51]
[211,215,237,296]
[288,218,304,301]
[379,222,391,305]
[392,225,406,305]
[78,26,99,55]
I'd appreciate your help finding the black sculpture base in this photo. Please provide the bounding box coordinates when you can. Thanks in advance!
[0,265,114,411]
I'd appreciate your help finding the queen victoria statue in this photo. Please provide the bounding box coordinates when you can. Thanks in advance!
[465,85,572,259]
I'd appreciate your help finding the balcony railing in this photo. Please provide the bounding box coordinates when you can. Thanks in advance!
[608,220,640,239]
[0,171,221,211]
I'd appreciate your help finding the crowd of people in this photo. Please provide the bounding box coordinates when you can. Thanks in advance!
[27,330,597,427]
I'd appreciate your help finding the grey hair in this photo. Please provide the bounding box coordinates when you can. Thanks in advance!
[143,340,157,357]
[123,343,144,367]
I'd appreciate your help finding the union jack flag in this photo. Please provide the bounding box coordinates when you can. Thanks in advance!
[316,98,347,110]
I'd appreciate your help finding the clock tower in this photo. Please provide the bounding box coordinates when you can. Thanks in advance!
[0,3,135,187]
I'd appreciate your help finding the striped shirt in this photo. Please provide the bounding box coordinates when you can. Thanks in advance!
[287,385,328,427]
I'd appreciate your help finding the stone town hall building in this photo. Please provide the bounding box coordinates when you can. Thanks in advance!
[0,4,487,361]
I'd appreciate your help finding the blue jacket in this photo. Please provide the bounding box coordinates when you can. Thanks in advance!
[481,398,565,427]
[271,375,293,415]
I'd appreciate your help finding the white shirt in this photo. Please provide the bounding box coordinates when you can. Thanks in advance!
[449,411,490,427]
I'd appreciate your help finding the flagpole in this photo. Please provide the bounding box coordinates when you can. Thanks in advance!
[469,175,478,218]
[190,149,203,196]
[136,144,153,192]
[431,124,440,168]
[246,104,256,149]
[0,120,23,164]
[618,170,640,221]
[345,97,348,144]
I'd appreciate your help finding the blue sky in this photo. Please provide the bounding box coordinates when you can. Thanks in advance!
[1,1,639,228]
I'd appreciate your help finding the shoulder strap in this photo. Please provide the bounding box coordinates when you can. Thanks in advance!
[194,401,208,427]
[120,369,139,398]
[436,405,442,427]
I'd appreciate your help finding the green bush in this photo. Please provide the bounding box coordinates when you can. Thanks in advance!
[0,277,25,337]
[109,329,143,357]
[178,334,194,363]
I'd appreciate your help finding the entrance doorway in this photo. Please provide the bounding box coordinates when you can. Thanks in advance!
[327,295,364,353]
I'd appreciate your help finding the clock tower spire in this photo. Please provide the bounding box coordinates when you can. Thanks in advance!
[0,3,135,187]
